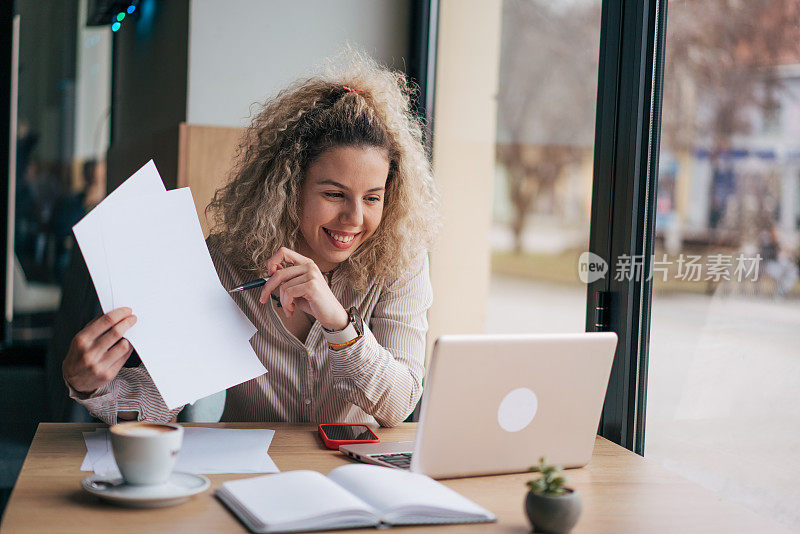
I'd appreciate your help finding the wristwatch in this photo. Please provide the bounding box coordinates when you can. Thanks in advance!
[322,306,363,348]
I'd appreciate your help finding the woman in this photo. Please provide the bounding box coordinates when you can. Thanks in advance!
[62,54,440,427]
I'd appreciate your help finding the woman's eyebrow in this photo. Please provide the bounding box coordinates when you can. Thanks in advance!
[318,179,385,193]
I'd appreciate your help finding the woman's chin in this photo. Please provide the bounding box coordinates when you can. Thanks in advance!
[328,250,354,264]
[309,249,346,270]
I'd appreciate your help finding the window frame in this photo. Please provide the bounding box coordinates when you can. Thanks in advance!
[409,0,439,154]
[586,0,667,454]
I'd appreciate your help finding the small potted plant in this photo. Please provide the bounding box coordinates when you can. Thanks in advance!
[524,457,581,533]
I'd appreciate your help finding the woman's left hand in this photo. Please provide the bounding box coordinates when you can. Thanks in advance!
[258,247,349,331]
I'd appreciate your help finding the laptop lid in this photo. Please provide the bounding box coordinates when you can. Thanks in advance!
[410,332,617,479]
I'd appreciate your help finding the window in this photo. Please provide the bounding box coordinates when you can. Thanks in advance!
[488,0,602,335]
[647,0,800,529]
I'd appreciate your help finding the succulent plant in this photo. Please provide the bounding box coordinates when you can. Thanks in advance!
[526,457,569,496]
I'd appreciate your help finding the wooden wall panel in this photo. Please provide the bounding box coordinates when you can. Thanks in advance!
[177,123,243,236]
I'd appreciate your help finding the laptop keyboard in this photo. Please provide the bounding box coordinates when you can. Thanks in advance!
[372,452,412,469]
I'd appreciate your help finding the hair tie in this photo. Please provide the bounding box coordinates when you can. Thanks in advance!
[343,85,363,94]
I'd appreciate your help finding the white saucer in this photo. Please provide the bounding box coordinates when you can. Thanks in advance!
[81,471,210,508]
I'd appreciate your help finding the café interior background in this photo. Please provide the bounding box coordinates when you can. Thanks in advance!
[2,0,799,528]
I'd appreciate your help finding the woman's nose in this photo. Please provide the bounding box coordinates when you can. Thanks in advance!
[340,200,363,226]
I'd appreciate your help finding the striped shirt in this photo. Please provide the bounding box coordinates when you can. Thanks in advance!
[68,241,432,427]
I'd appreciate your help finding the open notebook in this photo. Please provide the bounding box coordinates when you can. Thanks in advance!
[216,464,496,533]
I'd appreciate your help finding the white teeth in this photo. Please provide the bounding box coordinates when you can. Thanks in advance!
[325,229,356,243]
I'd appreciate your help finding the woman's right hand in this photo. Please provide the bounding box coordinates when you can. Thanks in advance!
[62,307,137,395]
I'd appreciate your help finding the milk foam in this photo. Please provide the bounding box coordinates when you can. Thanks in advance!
[121,427,164,436]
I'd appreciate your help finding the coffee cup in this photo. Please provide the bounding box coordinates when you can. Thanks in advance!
[109,422,184,486]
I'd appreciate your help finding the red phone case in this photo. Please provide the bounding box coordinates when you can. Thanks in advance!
[318,424,380,450]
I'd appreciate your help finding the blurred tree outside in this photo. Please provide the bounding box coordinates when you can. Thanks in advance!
[495,0,600,255]
[495,0,800,259]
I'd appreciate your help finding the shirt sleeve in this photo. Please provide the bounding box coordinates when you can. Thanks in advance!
[328,254,432,427]
[66,365,184,425]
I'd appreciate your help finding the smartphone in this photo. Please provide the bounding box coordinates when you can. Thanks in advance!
[318,424,380,450]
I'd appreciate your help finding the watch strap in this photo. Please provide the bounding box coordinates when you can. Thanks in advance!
[322,322,359,345]
[323,306,363,348]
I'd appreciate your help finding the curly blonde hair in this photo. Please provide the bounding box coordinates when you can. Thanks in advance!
[206,52,440,290]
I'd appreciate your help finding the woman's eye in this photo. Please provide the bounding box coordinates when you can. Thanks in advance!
[365,196,381,203]
[324,192,344,199]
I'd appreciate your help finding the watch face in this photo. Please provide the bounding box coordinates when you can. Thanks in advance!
[348,307,364,335]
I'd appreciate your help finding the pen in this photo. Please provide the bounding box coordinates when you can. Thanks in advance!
[228,277,271,294]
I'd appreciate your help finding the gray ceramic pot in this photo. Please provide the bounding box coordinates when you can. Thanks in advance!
[524,488,582,533]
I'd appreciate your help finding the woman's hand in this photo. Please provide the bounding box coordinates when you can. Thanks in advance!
[62,308,137,395]
[259,247,349,331]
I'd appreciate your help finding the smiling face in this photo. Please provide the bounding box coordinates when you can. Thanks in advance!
[297,145,390,272]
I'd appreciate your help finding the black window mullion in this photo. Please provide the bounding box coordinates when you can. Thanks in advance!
[587,0,623,442]
[409,0,439,155]
[587,0,667,454]
[407,0,438,423]
[634,0,667,456]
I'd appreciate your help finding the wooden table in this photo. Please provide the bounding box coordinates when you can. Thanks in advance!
[0,423,787,533]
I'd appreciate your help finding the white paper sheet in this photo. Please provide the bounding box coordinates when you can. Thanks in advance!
[72,160,166,312]
[81,429,116,474]
[71,161,266,409]
[81,428,279,475]
[98,188,263,407]
[99,187,264,407]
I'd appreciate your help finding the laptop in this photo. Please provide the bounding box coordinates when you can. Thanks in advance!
[340,332,618,479]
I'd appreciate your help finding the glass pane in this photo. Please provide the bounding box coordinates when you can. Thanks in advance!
[11,0,110,345]
[488,0,601,334]
[647,0,800,529]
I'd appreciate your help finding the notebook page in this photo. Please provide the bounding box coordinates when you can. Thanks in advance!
[327,464,495,522]
[217,471,379,530]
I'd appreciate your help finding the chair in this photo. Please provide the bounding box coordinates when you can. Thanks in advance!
[177,390,227,423]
